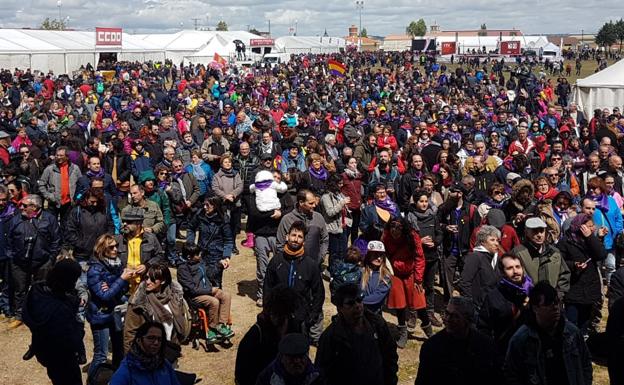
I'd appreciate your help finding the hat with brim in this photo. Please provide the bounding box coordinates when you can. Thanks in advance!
[121,207,145,222]
[525,217,547,229]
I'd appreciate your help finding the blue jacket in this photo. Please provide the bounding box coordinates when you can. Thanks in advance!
[591,196,623,250]
[185,162,214,196]
[110,352,181,385]
[86,258,129,326]
[186,210,233,265]
[279,149,306,174]
[362,270,391,313]
[0,203,17,261]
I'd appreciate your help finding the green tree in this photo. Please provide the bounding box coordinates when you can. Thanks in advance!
[360,27,368,37]
[478,23,487,36]
[405,19,427,37]
[595,21,618,49]
[615,19,624,52]
[216,20,228,31]
[249,28,261,35]
[40,17,66,30]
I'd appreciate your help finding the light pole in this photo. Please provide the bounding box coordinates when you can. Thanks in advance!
[581,29,584,50]
[355,1,364,51]
[57,0,62,23]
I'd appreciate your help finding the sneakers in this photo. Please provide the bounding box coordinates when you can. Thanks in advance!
[205,329,220,344]
[216,324,234,339]
[22,345,34,361]
[8,319,23,329]
[256,298,263,308]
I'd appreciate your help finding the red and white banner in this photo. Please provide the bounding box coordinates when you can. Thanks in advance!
[441,41,456,55]
[250,38,275,47]
[96,27,123,46]
[500,41,521,55]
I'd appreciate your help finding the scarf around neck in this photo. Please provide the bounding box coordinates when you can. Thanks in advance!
[308,165,328,181]
[374,197,399,218]
[284,243,305,258]
[128,340,164,372]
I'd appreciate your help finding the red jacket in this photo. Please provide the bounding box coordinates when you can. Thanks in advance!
[377,135,398,152]
[382,229,425,282]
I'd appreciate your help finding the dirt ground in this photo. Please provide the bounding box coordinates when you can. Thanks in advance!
[0,234,612,385]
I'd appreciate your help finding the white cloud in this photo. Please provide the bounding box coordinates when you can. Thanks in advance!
[0,0,621,36]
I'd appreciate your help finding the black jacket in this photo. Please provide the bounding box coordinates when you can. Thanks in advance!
[316,310,398,385]
[415,328,498,385]
[437,200,480,256]
[559,234,607,305]
[406,208,443,261]
[22,283,85,365]
[64,206,115,260]
[607,296,624,385]
[457,249,499,309]
[102,152,132,183]
[264,250,324,326]
[608,267,624,309]
[399,168,424,212]
[177,260,214,298]
[6,210,61,268]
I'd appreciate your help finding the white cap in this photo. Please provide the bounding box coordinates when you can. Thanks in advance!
[367,240,385,253]
[525,217,547,229]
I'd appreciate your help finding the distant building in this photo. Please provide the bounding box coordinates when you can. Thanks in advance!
[345,25,380,51]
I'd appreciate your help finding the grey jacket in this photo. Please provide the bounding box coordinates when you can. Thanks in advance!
[504,320,592,385]
[37,162,82,205]
[276,207,329,264]
[200,136,230,162]
[121,201,165,236]
[212,169,243,205]
[320,192,349,235]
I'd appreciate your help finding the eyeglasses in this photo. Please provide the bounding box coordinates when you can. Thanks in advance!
[107,244,118,250]
[492,190,504,195]
[142,335,162,343]
[546,173,559,177]
[550,157,562,161]
[158,172,169,176]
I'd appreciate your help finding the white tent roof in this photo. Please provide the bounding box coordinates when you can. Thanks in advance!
[135,30,263,52]
[577,59,624,88]
[542,42,560,53]
[0,29,162,53]
[274,36,345,53]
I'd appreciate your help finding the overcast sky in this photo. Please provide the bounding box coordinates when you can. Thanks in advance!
[1,0,622,36]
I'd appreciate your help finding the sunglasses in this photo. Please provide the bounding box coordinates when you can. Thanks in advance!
[107,244,118,249]
[492,190,504,195]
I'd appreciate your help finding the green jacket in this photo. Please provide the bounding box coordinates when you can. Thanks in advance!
[511,243,570,294]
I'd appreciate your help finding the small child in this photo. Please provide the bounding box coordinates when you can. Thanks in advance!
[250,170,287,212]
[330,247,363,302]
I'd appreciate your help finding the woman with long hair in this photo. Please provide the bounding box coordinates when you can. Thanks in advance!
[211,153,243,254]
[123,264,190,354]
[86,234,133,382]
[111,321,181,385]
[382,216,432,348]
[186,196,234,289]
[360,241,392,314]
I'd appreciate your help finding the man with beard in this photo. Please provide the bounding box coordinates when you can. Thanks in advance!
[511,218,570,294]
[316,283,398,385]
[369,149,400,201]
[504,281,592,385]
[264,221,325,346]
[127,105,148,132]
[478,253,533,358]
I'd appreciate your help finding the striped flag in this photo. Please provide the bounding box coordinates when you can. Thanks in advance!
[328,59,346,77]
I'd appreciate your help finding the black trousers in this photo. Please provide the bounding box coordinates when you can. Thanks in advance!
[11,262,50,320]
[442,253,462,302]
[423,259,439,313]
[45,355,82,385]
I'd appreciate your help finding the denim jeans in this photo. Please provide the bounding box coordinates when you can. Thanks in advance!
[166,223,179,265]
[88,322,123,381]
[328,230,349,276]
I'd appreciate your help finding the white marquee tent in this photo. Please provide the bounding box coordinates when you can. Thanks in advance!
[274,36,346,54]
[0,29,164,74]
[572,59,624,116]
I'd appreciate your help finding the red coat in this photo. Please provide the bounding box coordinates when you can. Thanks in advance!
[382,229,425,282]
[377,135,398,152]
[340,171,363,210]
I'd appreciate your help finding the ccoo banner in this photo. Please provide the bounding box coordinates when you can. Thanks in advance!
[96,27,123,46]
[441,42,456,55]
[500,41,521,55]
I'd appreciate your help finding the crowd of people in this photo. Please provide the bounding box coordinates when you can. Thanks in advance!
[0,48,623,385]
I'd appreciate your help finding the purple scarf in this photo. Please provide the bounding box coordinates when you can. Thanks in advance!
[588,192,610,213]
[254,180,273,191]
[86,169,104,179]
[500,274,533,296]
[308,165,328,181]
[374,197,399,218]
[0,203,16,219]
[158,180,169,190]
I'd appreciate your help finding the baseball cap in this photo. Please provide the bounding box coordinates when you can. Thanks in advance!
[525,217,547,229]
[121,207,145,222]
[0,131,10,139]
[367,240,385,253]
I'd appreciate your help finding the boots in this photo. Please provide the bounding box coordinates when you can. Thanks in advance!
[428,310,443,327]
[406,309,417,331]
[396,325,408,349]
[421,322,433,338]
[241,232,255,248]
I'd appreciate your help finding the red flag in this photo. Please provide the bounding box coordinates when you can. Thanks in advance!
[213,53,227,66]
